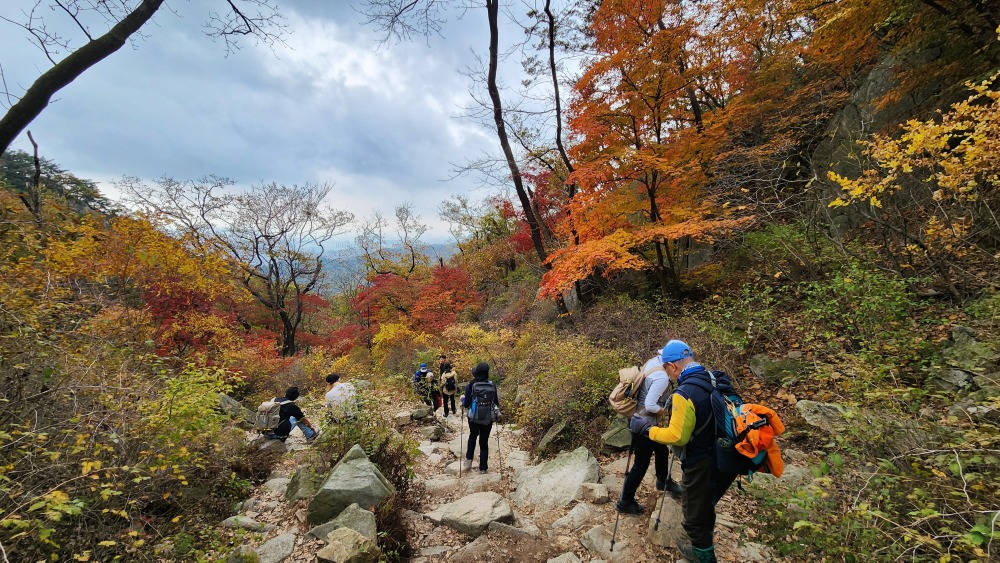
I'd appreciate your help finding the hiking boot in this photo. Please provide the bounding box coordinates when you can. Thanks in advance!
[306,431,320,443]
[614,499,645,515]
[461,459,473,471]
[656,477,683,498]
[676,540,717,563]
[479,468,488,474]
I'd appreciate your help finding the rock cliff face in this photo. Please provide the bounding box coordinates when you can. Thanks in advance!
[810,46,954,232]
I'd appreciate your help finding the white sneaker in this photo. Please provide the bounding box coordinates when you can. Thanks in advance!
[461,459,473,471]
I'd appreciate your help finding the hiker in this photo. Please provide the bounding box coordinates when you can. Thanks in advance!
[631,340,739,563]
[413,363,433,406]
[438,354,452,377]
[427,369,442,412]
[324,373,357,422]
[440,365,458,417]
[272,386,319,442]
[460,362,501,473]
[615,350,683,516]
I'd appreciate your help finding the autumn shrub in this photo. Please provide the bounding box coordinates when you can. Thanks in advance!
[572,294,670,360]
[689,282,781,353]
[755,418,1000,562]
[371,322,434,382]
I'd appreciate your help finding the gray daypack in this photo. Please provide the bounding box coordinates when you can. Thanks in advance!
[253,398,288,431]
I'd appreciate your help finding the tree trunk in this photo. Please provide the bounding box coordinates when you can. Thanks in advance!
[0,0,166,155]
[279,310,297,357]
[485,0,546,265]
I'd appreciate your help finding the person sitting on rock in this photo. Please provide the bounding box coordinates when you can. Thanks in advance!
[324,373,357,422]
[273,386,318,442]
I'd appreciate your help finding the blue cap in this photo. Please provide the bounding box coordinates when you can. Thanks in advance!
[420,363,427,369]
[661,340,693,363]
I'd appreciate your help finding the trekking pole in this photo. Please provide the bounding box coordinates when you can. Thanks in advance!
[459,405,464,478]
[610,444,634,553]
[495,421,504,474]
[654,455,674,531]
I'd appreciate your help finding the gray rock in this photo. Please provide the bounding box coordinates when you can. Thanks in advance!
[579,525,634,561]
[307,444,396,525]
[737,541,775,562]
[488,520,539,540]
[448,535,492,560]
[419,546,453,557]
[512,447,600,510]
[600,418,631,454]
[552,503,595,532]
[420,425,444,441]
[506,449,532,470]
[220,515,274,532]
[219,393,254,423]
[647,495,684,547]
[537,418,569,454]
[580,483,609,505]
[422,476,461,496]
[411,405,433,420]
[795,400,852,431]
[749,354,807,386]
[330,503,378,541]
[285,467,324,503]
[417,442,436,456]
[394,411,413,427]
[258,439,287,453]
[930,367,978,392]
[316,527,380,563]
[459,471,502,494]
[548,553,583,563]
[254,533,295,563]
[438,491,515,536]
[263,477,290,493]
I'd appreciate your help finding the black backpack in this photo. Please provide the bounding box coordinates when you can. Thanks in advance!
[468,381,498,425]
[444,372,457,392]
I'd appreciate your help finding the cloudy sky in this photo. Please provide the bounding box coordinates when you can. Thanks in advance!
[0,0,541,243]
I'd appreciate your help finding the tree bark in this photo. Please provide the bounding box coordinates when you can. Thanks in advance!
[0,0,166,156]
[486,0,546,266]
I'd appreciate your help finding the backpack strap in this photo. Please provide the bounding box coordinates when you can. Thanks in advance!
[677,370,716,437]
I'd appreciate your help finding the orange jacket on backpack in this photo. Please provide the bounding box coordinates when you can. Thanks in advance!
[733,403,785,478]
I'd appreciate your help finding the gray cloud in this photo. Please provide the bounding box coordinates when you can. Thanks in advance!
[1,1,533,241]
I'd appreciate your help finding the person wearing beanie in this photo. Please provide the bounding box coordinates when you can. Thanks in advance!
[273,386,318,442]
[628,339,738,563]
[439,354,458,417]
[460,362,501,473]
[614,347,683,516]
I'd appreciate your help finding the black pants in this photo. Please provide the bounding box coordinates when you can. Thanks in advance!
[442,393,456,416]
[621,430,670,503]
[681,456,738,548]
[466,421,493,470]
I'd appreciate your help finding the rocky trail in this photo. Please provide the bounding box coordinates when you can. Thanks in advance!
[217,398,807,562]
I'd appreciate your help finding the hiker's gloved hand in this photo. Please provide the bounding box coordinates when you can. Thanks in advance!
[629,415,652,436]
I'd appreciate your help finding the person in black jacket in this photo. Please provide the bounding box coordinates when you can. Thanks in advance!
[273,386,318,441]
[460,362,500,473]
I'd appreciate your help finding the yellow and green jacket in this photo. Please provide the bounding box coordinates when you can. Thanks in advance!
[648,365,720,466]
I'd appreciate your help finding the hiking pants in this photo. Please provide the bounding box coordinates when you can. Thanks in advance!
[621,430,670,503]
[681,457,738,548]
[466,421,493,470]
[442,394,456,416]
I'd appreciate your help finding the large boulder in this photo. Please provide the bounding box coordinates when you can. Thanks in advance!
[600,418,631,454]
[512,447,600,511]
[411,404,434,420]
[308,444,395,525]
[438,491,514,536]
[316,527,381,563]
[552,502,595,532]
[285,467,324,502]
